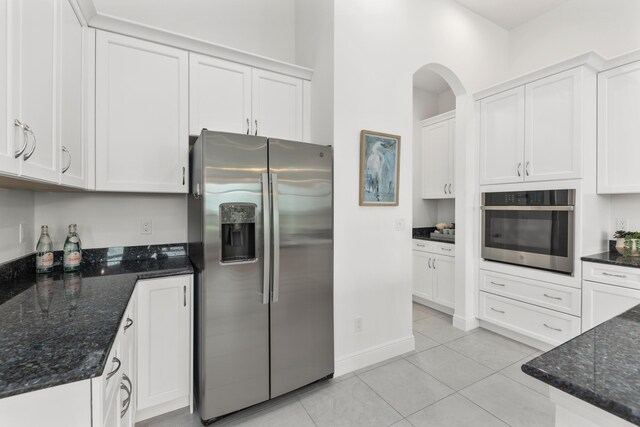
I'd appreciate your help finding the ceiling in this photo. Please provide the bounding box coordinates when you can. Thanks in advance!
[453,0,570,30]
[413,69,451,94]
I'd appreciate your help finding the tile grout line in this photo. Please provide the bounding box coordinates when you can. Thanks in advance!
[455,391,517,427]
[353,367,408,422]
[296,394,319,427]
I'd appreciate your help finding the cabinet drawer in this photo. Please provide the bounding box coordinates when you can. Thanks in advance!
[412,240,433,252]
[430,242,455,257]
[583,262,640,290]
[479,292,581,346]
[479,270,580,316]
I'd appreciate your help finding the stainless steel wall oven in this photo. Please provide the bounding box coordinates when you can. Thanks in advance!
[481,189,575,275]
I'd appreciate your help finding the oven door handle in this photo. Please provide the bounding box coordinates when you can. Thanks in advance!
[481,206,574,211]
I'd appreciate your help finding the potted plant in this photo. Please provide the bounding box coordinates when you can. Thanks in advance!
[614,230,640,257]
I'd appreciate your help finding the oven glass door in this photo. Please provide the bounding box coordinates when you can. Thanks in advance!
[484,210,569,257]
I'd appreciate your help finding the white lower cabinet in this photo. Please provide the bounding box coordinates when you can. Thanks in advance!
[582,262,640,330]
[412,240,455,309]
[136,275,192,422]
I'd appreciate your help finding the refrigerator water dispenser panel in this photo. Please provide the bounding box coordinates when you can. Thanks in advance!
[220,203,256,263]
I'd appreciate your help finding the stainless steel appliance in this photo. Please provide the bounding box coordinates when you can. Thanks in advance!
[481,189,575,274]
[188,131,334,424]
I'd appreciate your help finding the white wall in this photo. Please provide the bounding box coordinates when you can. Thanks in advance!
[294,0,334,145]
[34,193,187,251]
[509,0,640,77]
[412,88,439,227]
[0,189,34,264]
[93,0,297,63]
[332,0,509,372]
[436,199,455,224]
[437,89,456,113]
[610,195,640,234]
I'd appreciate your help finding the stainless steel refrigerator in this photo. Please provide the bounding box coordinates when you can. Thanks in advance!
[188,131,334,424]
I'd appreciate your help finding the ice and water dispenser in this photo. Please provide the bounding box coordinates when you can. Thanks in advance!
[220,203,256,263]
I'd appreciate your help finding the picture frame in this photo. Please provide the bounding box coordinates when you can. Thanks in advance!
[359,130,401,206]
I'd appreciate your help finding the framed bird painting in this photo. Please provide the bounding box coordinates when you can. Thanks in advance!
[359,130,401,206]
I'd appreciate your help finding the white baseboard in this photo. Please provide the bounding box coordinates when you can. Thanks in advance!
[135,397,190,423]
[334,335,415,377]
[412,295,454,316]
[453,314,479,331]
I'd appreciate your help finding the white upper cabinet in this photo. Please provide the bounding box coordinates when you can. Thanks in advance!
[525,68,583,182]
[252,68,303,141]
[479,67,587,185]
[421,114,455,199]
[479,86,525,185]
[96,31,189,193]
[58,0,88,188]
[0,1,16,175]
[11,0,59,183]
[189,53,252,136]
[597,60,640,194]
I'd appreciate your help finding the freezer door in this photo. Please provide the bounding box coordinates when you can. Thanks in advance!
[198,132,270,420]
[268,139,334,398]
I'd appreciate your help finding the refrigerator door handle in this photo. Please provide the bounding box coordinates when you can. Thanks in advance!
[271,173,280,303]
[261,173,271,304]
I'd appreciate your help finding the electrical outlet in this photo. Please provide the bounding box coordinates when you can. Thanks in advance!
[616,218,628,230]
[395,218,406,232]
[354,316,363,333]
[141,219,152,235]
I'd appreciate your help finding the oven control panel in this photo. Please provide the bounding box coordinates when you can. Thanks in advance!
[483,190,574,207]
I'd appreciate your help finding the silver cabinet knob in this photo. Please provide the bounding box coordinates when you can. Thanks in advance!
[254,119,258,136]
[525,161,530,176]
[246,118,250,135]
[13,119,28,158]
[22,123,36,161]
[61,146,71,173]
[517,162,522,177]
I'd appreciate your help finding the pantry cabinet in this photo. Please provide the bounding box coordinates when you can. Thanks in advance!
[96,31,189,193]
[0,1,15,175]
[421,112,455,199]
[479,67,586,185]
[136,275,192,422]
[597,60,640,194]
[189,55,304,141]
[412,241,455,309]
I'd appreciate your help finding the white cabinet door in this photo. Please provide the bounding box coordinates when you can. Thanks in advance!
[252,68,303,140]
[58,0,87,188]
[96,31,188,193]
[412,250,432,300]
[189,53,252,136]
[0,1,17,176]
[432,254,455,309]
[582,280,640,330]
[11,0,59,183]
[137,275,191,419]
[422,119,451,199]
[479,86,525,185]
[597,61,640,194]
[524,68,583,182]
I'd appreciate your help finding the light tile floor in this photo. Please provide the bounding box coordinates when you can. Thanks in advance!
[139,303,554,427]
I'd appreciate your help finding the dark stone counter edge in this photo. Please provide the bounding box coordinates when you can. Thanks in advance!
[412,236,456,244]
[581,253,640,270]
[521,361,640,426]
[0,263,193,400]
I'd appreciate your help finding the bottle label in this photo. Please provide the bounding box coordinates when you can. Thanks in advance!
[64,251,81,268]
[36,253,54,268]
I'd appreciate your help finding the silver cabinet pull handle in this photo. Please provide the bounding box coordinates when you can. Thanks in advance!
[22,124,36,161]
[271,173,280,303]
[428,258,431,269]
[124,317,133,331]
[448,183,452,194]
[261,173,271,304]
[182,166,186,185]
[490,281,506,287]
[525,161,530,176]
[543,293,562,300]
[544,323,562,332]
[246,118,250,135]
[183,285,186,307]
[602,272,627,278]
[254,119,258,136]
[61,146,71,173]
[443,184,447,194]
[106,356,121,380]
[416,243,425,247]
[490,307,505,314]
[120,373,132,418]
[441,247,452,252]
[433,259,436,269]
[517,162,522,177]
[13,119,28,157]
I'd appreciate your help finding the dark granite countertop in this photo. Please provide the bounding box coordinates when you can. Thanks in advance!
[522,304,640,425]
[0,244,192,399]
[412,227,455,244]
[582,251,640,269]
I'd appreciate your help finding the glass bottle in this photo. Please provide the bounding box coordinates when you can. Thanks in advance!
[35,225,54,273]
[63,224,82,272]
